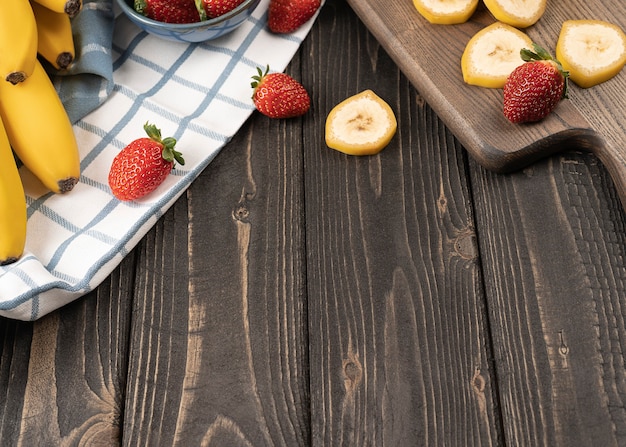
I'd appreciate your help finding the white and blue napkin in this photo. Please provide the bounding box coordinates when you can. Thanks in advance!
[0,0,321,320]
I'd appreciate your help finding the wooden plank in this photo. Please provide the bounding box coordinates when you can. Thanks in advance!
[3,3,624,447]
[304,2,501,445]
[0,256,136,445]
[121,72,310,444]
[469,150,626,446]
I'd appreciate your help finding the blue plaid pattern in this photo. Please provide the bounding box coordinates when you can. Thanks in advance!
[0,0,320,320]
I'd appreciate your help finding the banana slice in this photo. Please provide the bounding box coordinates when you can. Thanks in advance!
[325,90,397,156]
[483,0,546,28]
[412,0,479,25]
[462,22,533,88]
[556,20,626,88]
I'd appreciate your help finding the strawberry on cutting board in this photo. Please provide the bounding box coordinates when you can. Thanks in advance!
[135,0,201,23]
[108,123,185,201]
[268,0,321,34]
[503,43,569,123]
[251,65,311,119]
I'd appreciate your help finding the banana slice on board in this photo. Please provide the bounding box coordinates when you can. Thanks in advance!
[462,22,533,88]
[483,0,546,28]
[325,90,397,156]
[412,0,479,25]
[556,20,626,88]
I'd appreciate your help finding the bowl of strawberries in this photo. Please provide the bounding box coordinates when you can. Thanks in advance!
[116,0,261,42]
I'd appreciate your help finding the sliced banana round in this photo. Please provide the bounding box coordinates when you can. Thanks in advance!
[483,0,546,28]
[462,22,533,88]
[412,0,479,25]
[556,19,626,88]
[325,90,397,156]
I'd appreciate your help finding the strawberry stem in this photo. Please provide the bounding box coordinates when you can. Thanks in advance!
[251,65,270,92]
[143,122,185,166]
[134,0,148,16]
[193,0,208,21]
[144,122,162,141]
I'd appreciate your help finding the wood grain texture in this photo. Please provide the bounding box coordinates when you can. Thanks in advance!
[1,2,626,446]
[303,2,500,445]
[0,255,135,446]
[469,149,626,446]
[347,0,626,205]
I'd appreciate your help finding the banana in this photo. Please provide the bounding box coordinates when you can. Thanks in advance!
[31,1,76,70]
[483,0,546,28]
[412,0,478,25]
[461,22,533,88]
[325,90,397,156]
[31,0,82,18]
[556,20,626,88]
[0,60,80,194]
[0,0,38,84]
[0,119,27,266]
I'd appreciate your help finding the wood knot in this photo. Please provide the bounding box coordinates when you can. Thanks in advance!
[342,356,363,393]
[471,367,486,393]
[558,330,569,356]
[415,93,426,107]
[454,230,477,260]
[232,204,250,222]
[438,195,448,213]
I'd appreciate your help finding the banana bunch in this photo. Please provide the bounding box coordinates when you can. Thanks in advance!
[0,0,82,266]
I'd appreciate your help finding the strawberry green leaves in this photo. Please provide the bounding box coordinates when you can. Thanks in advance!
[143,122,185,165]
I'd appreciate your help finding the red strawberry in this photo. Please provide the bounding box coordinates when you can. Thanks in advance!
[268,0,321,34]
[108,123,185,201]
[251,65,311,119]
[202,0,245,18]
[503,44,569,124]
[134,0,200,24]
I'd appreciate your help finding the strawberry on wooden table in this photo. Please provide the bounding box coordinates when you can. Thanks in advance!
[134,0,201,23]
[268,0,321,34]
[108,123,185,201]
[503,43,569,123]
[251,65,311,119]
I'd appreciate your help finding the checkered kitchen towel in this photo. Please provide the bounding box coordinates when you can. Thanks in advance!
[0,0,322,320]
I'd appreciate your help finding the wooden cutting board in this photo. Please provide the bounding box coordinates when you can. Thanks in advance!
[347,0,626,205]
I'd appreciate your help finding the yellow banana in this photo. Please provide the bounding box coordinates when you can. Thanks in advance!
[31,1,76,70]
[31,0,82,18]
[0,0,38,84]
[0,119,27,266]
[0,60,80,194]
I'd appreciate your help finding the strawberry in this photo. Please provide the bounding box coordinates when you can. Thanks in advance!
[251,65,311,119]
[202,0,245,18]
[268,0,321,34]
[108,123,185,201]
[503,43,569,123]
[134,0,201,24]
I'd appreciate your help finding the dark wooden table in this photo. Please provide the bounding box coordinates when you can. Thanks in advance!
[2,1,626,445]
